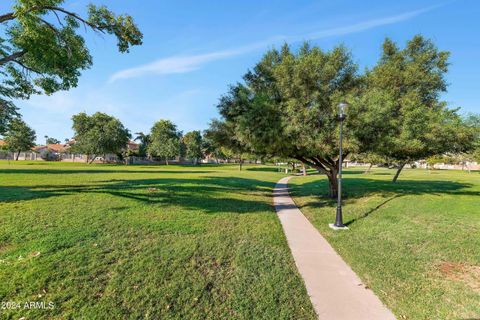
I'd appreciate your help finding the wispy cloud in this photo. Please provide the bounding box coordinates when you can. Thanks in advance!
[110,50,238,82]
[295,5,438,40]
[109,5,442,82]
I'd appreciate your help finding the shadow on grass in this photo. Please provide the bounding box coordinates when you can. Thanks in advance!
[0,176,275,214]
[0,168,214,175]
[247,167,282,172]
[290,177,479,226]
[344,194,403,226]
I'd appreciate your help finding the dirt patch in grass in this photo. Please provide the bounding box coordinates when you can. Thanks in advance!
[438,261,480,292]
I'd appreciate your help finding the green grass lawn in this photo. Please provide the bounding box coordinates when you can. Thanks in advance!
[0,161,316,319]
[289,167,480,320]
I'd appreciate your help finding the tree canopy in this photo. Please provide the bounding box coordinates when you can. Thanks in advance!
[214,43,358,190]
[148,119,181,165]
[212,36,475,195]
[71,112,130,163]
[354,36,475,181]
[134,131,150,157]
[182,130,203,164]
[44,135,60,144]
[4,117,36,159]
[204,119,250,170]
[0,0,143,133]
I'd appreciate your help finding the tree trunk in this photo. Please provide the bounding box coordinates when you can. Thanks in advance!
[88,155,97,164]
[392,163,406,183]
[302,163,307,176]
[326,169,338,198]
[364,163,373,174]
[165,157,169,165]
[239,156,243,171]
[15,151,20,161]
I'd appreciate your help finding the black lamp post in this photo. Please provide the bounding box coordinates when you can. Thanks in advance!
[330,102,348,230]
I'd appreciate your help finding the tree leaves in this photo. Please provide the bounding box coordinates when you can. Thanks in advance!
[71,112,130,158]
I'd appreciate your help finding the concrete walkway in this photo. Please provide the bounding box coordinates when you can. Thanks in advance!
[273,177,396,320]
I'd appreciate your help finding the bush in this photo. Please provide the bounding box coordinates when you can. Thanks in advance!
[40,150,60,161]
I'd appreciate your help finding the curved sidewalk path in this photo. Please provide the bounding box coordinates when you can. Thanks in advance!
[273,176,396,320]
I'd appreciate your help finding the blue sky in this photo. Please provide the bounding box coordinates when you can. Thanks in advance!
[3,0,480,143]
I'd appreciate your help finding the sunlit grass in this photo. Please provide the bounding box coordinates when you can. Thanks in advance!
[289,167,480,320]
[0,161,315,319]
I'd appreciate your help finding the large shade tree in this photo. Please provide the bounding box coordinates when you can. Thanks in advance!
[71,112,130,163]
[148,119,181,165]
[4,118,36,160]
[216,43,359,194]
[354,36,475,182]
[0,0,143,133]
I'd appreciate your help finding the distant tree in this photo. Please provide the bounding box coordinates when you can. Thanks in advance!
[0,0,143,130]
[134,132,150,157]
[71,112,130,163]
[44,135,60,144]
[350,153,389,173]
[182,130,203,164]
[148,120,181,165]
[4,118,36,160]
[201,131,225,163]
[355,36,475,182]
[205,119,250,170]
[463,113,480,162]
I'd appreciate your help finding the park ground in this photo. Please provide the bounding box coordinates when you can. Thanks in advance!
[0,161,479,319]
[289,167,480,319]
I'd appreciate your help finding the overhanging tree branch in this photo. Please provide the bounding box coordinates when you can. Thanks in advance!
[0,51,26,66]
[0,12,15,23]
[1,6,103,33]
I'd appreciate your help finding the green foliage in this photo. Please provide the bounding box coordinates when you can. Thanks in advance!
[44,135,60,144]
[216,36,475,187]
[205,119,251,169]
[463,113,480,161]
[215,43,358,193]
[182,130,203,163]
[148,119,181,163]
[40,148,60,161]
[134,132,150,157]
[71,112,130,161]
[4,118,36,157]
[350,153,388,165]
[201,129,225,161]
[0,99,19,134]
[354,36,474,171]
[0,0,142,128]
[425,154,444,168]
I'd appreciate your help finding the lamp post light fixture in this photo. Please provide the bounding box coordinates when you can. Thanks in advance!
[329,102,349,230]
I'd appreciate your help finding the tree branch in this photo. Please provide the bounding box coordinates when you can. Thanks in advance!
[12,59,41,75]
[0,51,26,66]
[0,12,15,23]
[43,6,104,33]
[1,6,103,34]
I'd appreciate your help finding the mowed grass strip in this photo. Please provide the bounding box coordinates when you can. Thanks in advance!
[289,167,480,320]
[0,162,316,319]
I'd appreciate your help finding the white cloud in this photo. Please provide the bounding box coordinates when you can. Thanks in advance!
[296,5,438,40]
[109,4,443,82]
